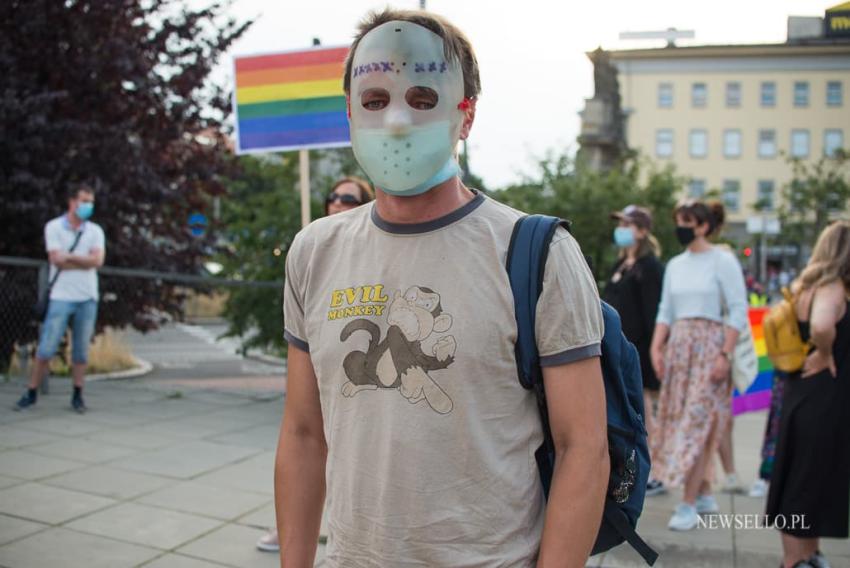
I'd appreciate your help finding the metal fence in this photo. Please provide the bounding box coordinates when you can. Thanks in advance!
[0,255,282,380]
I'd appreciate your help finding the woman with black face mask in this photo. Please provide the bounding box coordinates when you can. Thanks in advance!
[648,199,748,532]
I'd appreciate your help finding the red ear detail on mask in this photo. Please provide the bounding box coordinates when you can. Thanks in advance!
[457,98,471,111]
[346,98,352,119]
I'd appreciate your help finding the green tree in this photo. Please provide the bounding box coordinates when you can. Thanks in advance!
[0,0,251,371]
[777,150,850,261]
[217,155,300,355]
[494,152,682,279]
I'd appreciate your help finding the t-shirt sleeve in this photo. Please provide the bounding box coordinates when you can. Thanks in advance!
[655,261,674,326]
[92,225,106,252]
[718,252,749,332]
[535,229,604,367]
[45,221,62,252]
[282,233,310,353]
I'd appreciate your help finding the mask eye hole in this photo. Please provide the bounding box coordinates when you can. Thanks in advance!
[361,88,390,111]
[405,86,438,110]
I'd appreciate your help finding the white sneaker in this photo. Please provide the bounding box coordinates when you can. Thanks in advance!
[668,503,699,531]
[748,479,769,498]
[256,528,280,552]
[721,472,743,494]
[809,550,832,568]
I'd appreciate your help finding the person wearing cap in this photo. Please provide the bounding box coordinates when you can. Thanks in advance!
[602,205,665,494]
[275,8,607,567]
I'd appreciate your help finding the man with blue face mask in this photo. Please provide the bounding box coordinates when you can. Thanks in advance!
[276,9,607,567]
[15,183,105,413]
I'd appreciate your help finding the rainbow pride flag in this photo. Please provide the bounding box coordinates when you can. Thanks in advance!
[732,308,775,415]
[233,46,350,154]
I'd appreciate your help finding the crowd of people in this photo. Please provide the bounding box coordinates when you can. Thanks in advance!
[16,7,849,568]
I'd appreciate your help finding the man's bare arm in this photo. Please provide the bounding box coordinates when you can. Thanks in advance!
[276,344,327,568]
[537,356,608,568]
[48,249,104,270]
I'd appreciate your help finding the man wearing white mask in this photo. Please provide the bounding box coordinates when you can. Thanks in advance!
[275,9,607,567]
[15,183,105,413]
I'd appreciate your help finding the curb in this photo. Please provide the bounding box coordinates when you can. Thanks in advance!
[244,351,287,367]
[87,356,153,381]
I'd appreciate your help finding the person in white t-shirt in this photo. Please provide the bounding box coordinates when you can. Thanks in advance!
[274,9,608,567]
[15,184,105,413]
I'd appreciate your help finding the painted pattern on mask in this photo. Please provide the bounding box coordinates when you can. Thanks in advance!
[331,284,457,414]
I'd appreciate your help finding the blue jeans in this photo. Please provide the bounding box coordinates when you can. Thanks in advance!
[36,300,99,364]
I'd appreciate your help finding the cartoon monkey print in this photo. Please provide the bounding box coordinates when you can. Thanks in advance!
[339,286,457,414]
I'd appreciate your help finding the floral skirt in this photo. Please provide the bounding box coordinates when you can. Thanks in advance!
[650,319,731,488]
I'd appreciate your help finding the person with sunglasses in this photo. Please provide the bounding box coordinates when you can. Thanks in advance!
[324,176,374,216]
[256,175,373,554]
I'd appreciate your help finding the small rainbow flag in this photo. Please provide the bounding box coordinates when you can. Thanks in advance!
[233,46,350,154]
[733,307,775,415]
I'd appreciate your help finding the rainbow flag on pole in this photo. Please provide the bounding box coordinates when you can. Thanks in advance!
[732,308,775,415]
[233,46,350,154]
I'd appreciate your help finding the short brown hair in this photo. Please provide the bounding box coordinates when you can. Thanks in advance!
[343,9,481,100]
[674,198,725,237]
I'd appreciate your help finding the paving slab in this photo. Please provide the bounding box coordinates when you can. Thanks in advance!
[0,450,86,481]
[0,426,57,450]
[142,553,232,568]
[209,424,281,451]
[0,483,116,524]
[17,416,106,437]
[192,451,275,495]
[85,427,179,451]
[27,438,138,464]
[137,481,271,521]
[0,475,24,491]
[108,440,260,479]
[66,502,222,550]
[0,527,159,568]
[176,524,284,568]
[0,514,47,546]
[44,465,173,500]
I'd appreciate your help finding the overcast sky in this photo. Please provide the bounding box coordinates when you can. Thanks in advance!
[215,0,838,189]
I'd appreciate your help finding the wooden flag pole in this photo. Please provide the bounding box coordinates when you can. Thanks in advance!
[299,149,311,228]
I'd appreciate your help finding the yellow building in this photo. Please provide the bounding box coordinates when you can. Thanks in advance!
[592,8,850,236]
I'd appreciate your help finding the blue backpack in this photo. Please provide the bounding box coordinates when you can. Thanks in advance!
[507,214,658,566]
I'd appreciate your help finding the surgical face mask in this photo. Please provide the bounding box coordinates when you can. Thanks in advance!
[76,202,94,220]
[349,21,466,196]
[613,227,635,248]
[675,225,696,246]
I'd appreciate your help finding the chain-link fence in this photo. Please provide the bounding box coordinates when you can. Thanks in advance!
[0,255,283,381]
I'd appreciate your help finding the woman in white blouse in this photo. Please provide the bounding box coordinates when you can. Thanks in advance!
[649,199,748,531]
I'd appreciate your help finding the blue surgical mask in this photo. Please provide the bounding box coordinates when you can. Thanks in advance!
[76,202,94,220]
[613,227,635,248]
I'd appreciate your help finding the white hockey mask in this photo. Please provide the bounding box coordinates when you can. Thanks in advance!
[348,21,467,196]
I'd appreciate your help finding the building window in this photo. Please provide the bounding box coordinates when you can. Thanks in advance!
[824,129,844,157]
[658,83,673,108]
[689,129,708,158]
[757,180,775,211]
[655,129,673,157]
[793,81,809,107]
[758,129,777,158]
[691,83,707,107]
[760,82,776,107]
[722,179,740,212]
[790,130,810,158]
[725,82,741,107]
[723,129,742,158]
[827,81,843,107]
[688,179,706,198]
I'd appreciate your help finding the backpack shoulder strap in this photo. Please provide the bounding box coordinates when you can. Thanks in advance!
[506,214,568,388]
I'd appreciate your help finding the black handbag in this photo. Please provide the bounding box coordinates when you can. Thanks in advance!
[31,230,84,321]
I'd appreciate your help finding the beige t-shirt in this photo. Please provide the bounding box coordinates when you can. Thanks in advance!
[283,193,603,567]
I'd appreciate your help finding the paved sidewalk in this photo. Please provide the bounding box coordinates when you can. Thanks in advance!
[0,377,847,568]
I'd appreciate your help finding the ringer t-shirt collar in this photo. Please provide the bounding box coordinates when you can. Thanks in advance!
[371,190,485,235]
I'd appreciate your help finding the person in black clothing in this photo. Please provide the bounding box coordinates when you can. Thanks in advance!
[602,205,665,494]
[766,220,850,568]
